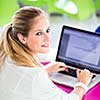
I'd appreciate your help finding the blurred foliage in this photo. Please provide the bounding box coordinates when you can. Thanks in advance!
[0,0,99,26]
[0,0,19,26]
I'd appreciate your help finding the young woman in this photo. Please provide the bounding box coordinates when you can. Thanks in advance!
[0,6,92,100]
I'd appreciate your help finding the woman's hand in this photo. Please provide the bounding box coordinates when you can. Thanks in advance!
[45,62,67,74]
[72,69,93,100]
[76,69,93,86]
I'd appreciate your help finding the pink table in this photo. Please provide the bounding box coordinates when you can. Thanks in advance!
[42,62,100,100]
[83,82,100,100]
[54,82,100,100]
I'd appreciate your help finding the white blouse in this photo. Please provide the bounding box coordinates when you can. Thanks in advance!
[0,57,79,100]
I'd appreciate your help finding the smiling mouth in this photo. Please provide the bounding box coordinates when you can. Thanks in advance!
[41,44,49,47]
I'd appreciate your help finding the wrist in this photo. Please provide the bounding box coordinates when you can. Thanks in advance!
[74,82,88,93]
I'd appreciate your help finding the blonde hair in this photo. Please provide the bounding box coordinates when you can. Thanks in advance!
[0,6,45,69]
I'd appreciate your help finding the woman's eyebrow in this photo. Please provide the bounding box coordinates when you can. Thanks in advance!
[36,27,50,32]
[32,26,51,33]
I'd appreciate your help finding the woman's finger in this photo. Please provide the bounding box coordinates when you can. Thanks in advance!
[76,68,81,77]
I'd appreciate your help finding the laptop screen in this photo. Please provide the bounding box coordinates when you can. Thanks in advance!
[56,25,100,74]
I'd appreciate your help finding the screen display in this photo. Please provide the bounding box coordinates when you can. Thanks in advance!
[56,25,100,74]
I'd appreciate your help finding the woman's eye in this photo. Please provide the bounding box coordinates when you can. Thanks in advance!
[46,29,50,33]
[35,32,42,36]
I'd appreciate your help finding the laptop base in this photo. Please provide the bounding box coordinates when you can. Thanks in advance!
[50,73,100,90]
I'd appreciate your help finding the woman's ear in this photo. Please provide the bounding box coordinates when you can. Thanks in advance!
[17,33,26,44]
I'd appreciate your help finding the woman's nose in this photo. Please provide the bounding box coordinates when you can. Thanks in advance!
[44,33,51,41]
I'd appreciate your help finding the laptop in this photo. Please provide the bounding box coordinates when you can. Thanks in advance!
[50,25,100,89]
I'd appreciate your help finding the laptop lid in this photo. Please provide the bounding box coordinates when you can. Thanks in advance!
[56,25,100,74]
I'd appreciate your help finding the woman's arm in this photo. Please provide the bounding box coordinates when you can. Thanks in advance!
[72,69,93,100]
[45,62,67,74]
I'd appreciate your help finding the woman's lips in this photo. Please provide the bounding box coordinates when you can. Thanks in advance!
[41,43,49,47]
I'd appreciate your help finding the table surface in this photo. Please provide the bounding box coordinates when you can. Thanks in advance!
[54,82,100,100]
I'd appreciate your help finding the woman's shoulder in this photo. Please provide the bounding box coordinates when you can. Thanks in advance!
[3,56,46,76]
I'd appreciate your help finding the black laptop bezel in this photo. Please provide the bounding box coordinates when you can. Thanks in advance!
[56,25,100,74]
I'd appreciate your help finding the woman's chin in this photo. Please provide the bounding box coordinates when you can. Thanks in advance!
[41,49,50,53]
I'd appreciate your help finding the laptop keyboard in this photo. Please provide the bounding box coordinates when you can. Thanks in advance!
[59,67,96,79]
[59,68,77,77]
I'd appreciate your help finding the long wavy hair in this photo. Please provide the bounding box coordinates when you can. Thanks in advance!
[0,6,45,69]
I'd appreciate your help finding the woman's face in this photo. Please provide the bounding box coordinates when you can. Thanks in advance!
[25,14,51,56]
